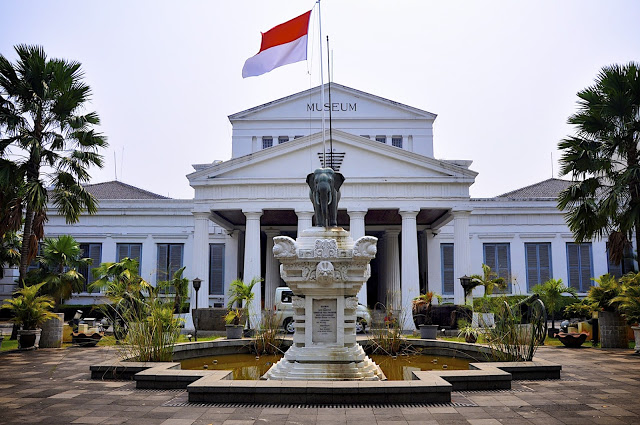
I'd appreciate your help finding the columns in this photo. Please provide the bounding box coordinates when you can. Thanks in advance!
[243,209,263,328]
[224,230,239,306]
[264,229,280,310]
[295,210,314,235]
[189,211,210,331]
[400,209,420,330]
[348,209,367,306]
[384,230,401,310]
[453,209,471,306]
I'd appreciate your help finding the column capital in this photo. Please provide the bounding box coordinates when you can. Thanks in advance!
[295,210,314,218]
[451,209,472,219]
[347,209,367,218]
[264,229,280,237]
[192,211,210,220]
[399,208,420,218]
[384,229,401,237]
[243,209,263,219]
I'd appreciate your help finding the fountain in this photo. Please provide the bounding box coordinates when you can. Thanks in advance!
[263,168,385,380]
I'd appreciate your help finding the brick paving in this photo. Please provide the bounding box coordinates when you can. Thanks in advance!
[0,345,638,424]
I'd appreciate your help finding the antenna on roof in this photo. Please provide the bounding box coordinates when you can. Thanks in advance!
[114,151,118,181]
[551,152,554,178]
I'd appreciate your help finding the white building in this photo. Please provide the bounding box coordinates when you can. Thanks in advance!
[1,84,629,328]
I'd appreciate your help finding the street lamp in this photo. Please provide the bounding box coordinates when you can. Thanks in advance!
[192,277,202,342]
[459,275,473,304]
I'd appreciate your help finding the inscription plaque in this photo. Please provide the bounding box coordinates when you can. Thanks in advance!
[312,299,337,344]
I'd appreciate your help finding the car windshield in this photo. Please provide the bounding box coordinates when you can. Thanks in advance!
[281,291,294,303]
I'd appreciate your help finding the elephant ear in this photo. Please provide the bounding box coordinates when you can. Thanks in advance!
[306,173,315,189]
[334,173,345,191]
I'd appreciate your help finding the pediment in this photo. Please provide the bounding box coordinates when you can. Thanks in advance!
[228,83,437,122]
[188,130,475,184]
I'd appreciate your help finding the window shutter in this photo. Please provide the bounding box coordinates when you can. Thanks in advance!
[484,244,496,271]
[567,243,580,290]
[117,244,129,262]
[169,244,183,279]
[526,243,539,291]
[607,243,623,278]
[538,243,551,284]
[209,244,225,295]
[157,244,168,282]
[579,244,592,292]
[87,244,102,289]
[441,244,454,295]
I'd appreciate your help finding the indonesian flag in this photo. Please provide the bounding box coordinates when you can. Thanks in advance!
[242,10,312,78]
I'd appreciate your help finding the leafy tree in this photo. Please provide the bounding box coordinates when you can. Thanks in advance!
[27,235,91,306]
[0,231,20,279]
[532,278,577,332]
[558,62,640,265]
[0,45,107,285]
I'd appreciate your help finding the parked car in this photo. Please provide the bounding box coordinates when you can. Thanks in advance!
[274,287,370,334]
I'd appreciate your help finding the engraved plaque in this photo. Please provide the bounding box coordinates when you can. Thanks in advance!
[312,299,337,344]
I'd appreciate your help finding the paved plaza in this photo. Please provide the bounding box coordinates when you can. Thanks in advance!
[0,344,638,425]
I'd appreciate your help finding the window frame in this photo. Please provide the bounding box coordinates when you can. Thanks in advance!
[116,243,142,274]
[391,136,403,148]
[566,242,593,293]
[483,243,512,293]
[78,243,102,292]
[156,243,184,284]
[441,243,454,295]
[375,135,386,143]
[262,136,273,149]
[525,242,552,292]
[209,243,225,296]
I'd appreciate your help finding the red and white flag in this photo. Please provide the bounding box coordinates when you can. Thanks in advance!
[242,10,312,78]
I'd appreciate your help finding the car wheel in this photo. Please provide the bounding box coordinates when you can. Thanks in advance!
[283,318,295,334]
[356,318,366,334]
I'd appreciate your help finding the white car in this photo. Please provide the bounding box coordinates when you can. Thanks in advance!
[274,287,371,334]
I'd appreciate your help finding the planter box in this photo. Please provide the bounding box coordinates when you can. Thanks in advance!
[225,324,243,339]
[40,313,64,348]
[632,326,640,354]
[419,324,438,339]
[599,311,628,348]
[17,329,41,350]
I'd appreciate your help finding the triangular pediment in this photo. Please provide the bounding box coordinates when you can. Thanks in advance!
[228,83,437,122]
[188,130,475,184]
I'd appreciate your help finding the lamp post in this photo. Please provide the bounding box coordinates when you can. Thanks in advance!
[459,275,473,305]
[192,278,202,342]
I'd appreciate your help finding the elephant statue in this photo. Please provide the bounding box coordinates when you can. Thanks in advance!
[306,168,345,228]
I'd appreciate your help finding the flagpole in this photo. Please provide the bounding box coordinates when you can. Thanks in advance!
[317,0,326,167]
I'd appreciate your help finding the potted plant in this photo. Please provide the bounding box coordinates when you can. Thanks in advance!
[586,274,628,348]
[225,277,262,339]
[412,291,441,339]
[612,272,640,354]
[532,278,578,338]
[2,282,57,350]
[457,319,479,343]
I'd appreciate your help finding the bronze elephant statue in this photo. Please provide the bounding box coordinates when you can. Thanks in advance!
[306,168,345,228]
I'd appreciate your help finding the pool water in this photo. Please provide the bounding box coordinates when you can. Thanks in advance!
[180,353,470,381]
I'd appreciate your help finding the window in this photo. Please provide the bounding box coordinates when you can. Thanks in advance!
[157,243,184,283]
[567,243,593,292]
[483,243,511,293]
[278,136,289,144]
[607,242,635,279]
[360,135,370,139]
[209,244,225,296]
[391,136,403,148]
[27,244,44,272]
[375,135,386,143]
[294,135,303,139]
[79,243,102,291]
[116,243,142,274]
[262,136,273,149]
[441,243,454,295]
[525,243,552,292]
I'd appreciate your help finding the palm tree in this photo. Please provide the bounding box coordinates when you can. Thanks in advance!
[470,264,507,298]
[31,235,92,306]
[226,277,262,330]
[558,62,640,265]
[532,278,578,334]
[0,231,20,279]
[0,45,107,285]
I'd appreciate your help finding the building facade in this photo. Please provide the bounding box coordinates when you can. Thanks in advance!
[0,84,627,329]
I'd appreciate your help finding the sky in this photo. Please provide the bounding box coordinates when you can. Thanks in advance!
[1,0,639,200]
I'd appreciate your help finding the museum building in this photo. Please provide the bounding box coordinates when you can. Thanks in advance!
[0,84,629,329]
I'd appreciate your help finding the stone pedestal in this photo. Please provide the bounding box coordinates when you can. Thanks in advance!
[264,227,385,381]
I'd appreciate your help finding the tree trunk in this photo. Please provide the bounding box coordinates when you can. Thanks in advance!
[18,206,34,286]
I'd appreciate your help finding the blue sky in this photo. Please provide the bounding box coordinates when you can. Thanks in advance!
[1,0,639,199]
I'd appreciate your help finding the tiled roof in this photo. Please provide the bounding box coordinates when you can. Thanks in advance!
[496,178,572,199]
[83,181,169,200]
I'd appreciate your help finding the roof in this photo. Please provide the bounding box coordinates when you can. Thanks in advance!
[83,181,170,200]
[495,178,572,199]
[228,82,437,120]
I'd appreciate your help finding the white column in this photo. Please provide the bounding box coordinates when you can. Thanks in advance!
[400,209,420,330]
[348,209,368,306]
[453,209,471,305]
[189,211,210,330]
[295,209,314,235]
[385,229,401,310]
[264,229,280,310]
[224,230,239,306]
[243,209,262,328]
